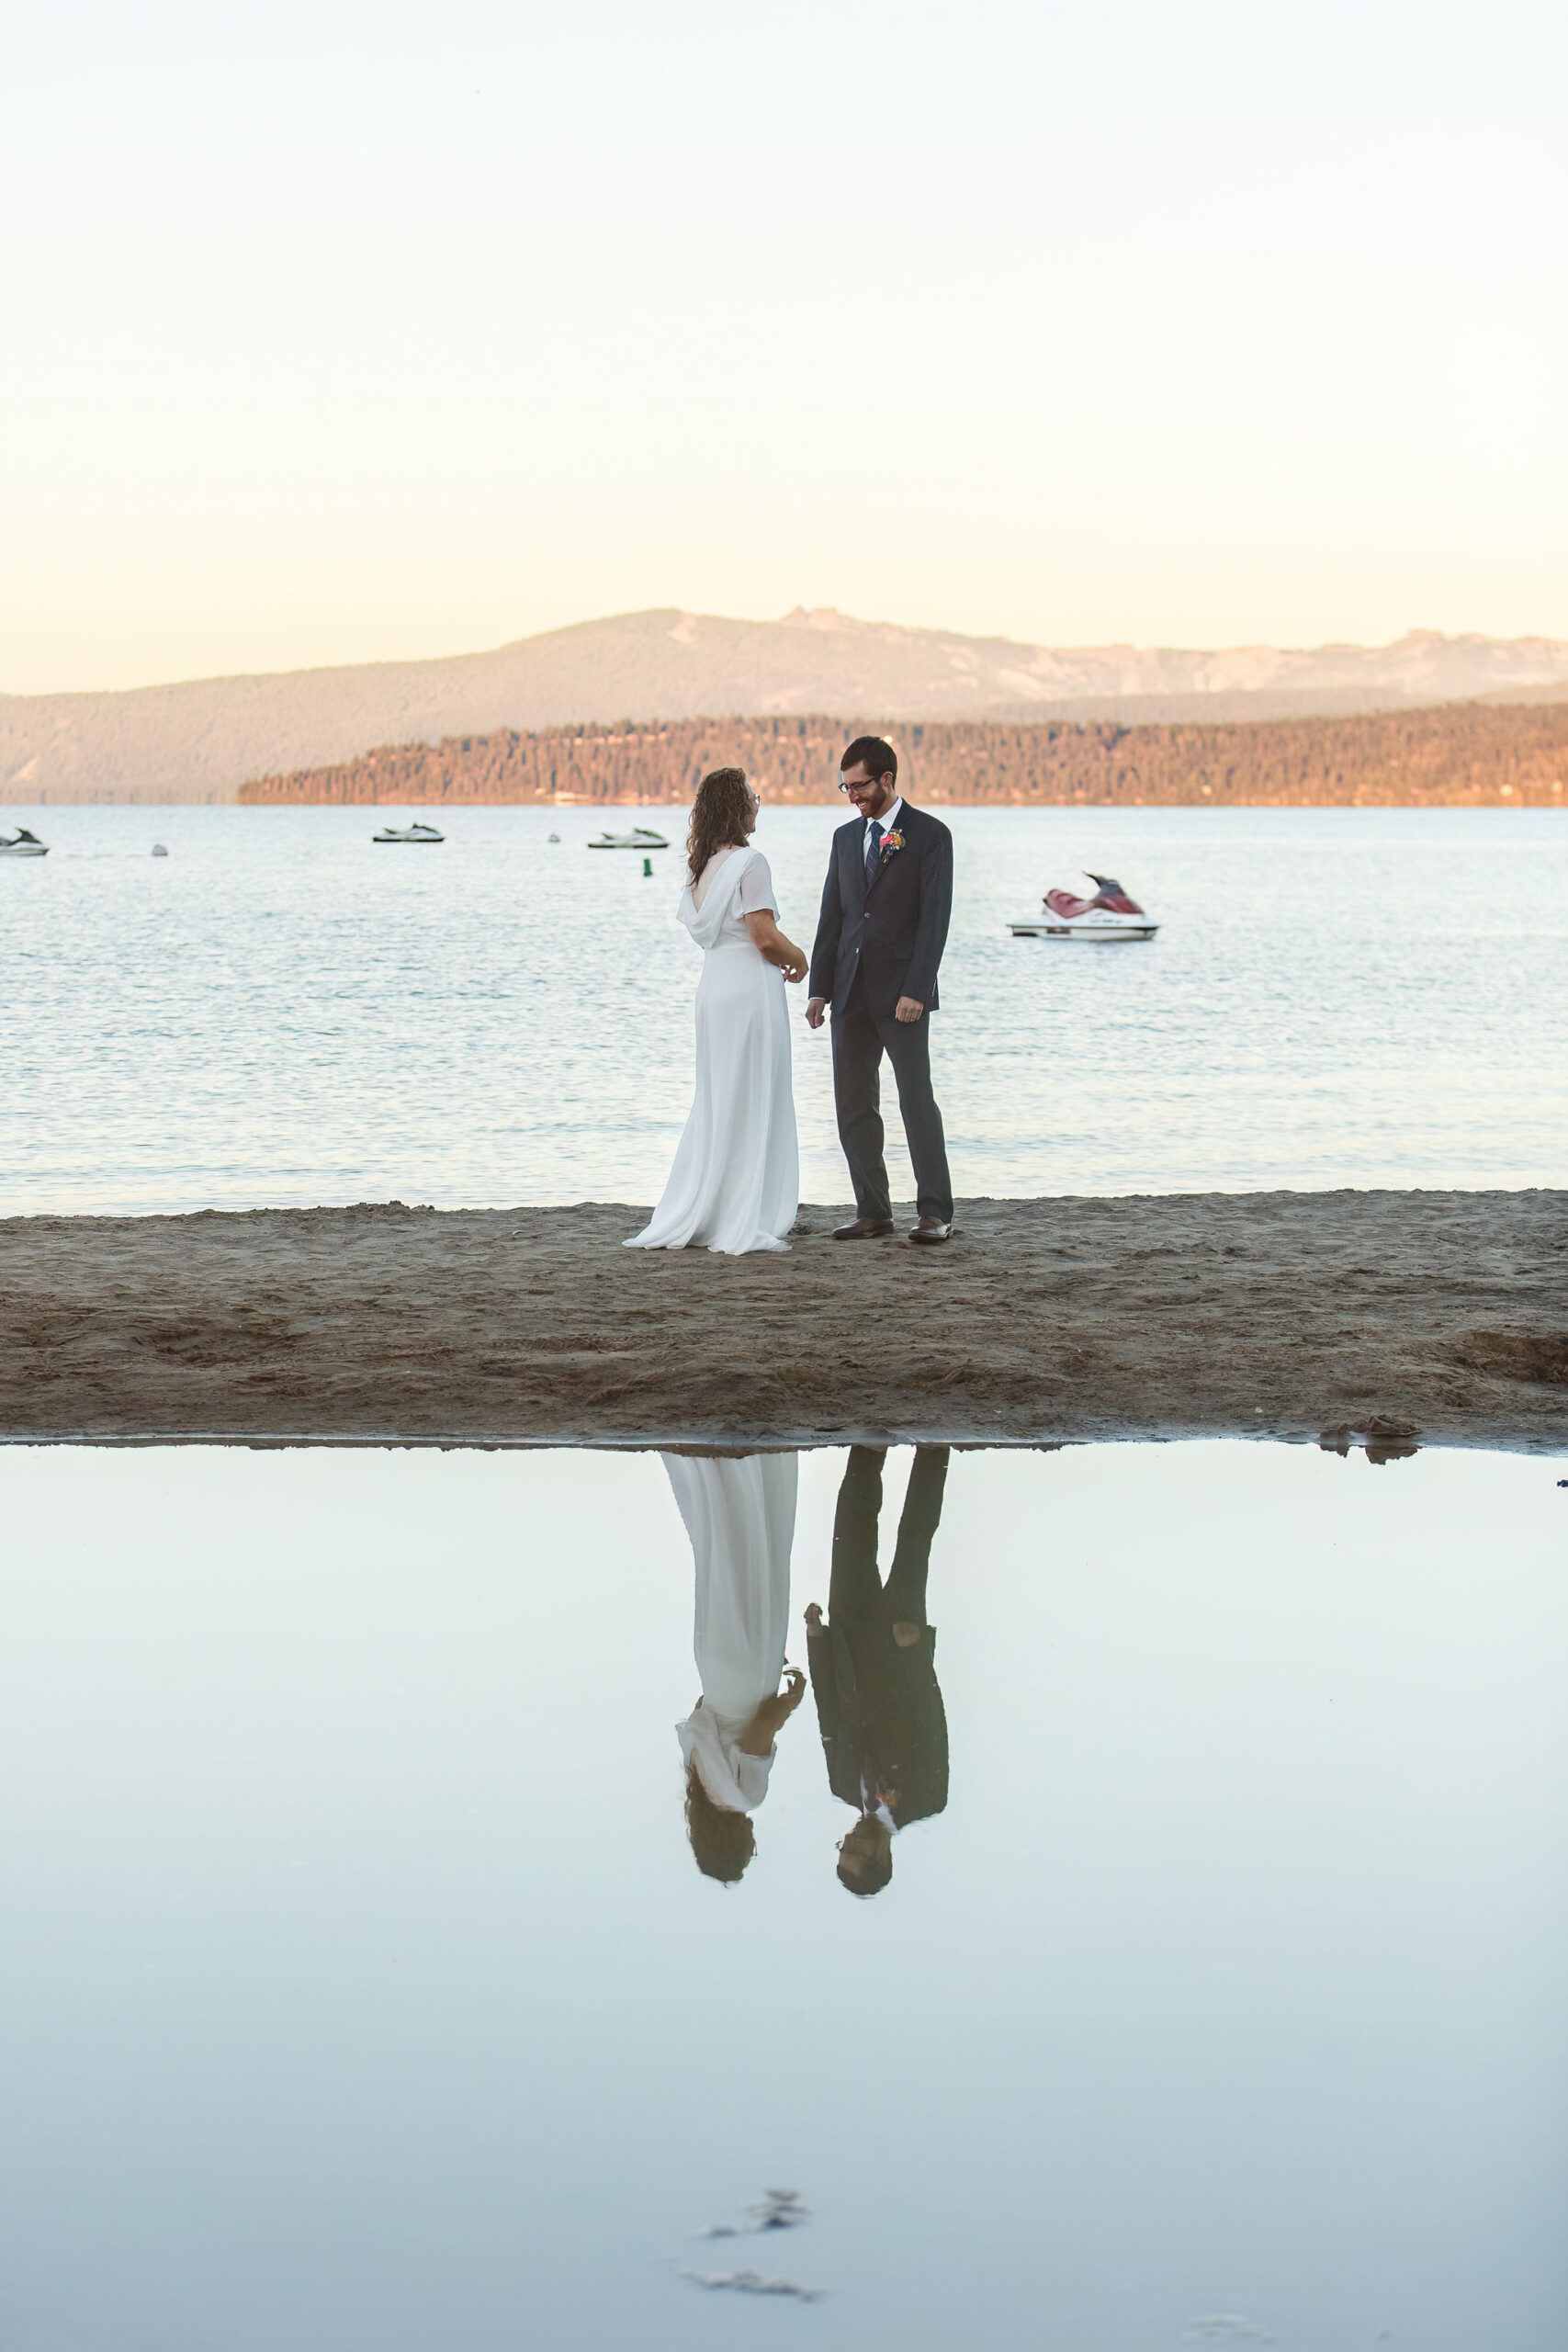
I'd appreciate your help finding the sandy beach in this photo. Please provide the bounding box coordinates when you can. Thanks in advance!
[2,1190,1562,1452]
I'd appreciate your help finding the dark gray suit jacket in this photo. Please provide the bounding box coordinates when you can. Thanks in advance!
[807,1620,949,1829]
[807,801,953,1018]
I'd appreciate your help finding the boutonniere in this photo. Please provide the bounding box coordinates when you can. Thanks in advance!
[879,829,906,859]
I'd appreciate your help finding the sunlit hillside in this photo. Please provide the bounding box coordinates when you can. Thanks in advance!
[237,702,1568,810]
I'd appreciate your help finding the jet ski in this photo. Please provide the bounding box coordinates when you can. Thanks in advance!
[1010,871,1157,941]
[373,822,445,843]
[0,827,48,857]
[588,826,669,850]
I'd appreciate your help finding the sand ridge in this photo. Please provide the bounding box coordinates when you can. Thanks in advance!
[2,1192,1563,1452]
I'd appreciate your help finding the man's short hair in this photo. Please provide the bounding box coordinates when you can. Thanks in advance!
[837,1848,894,1897]
[840,735,897,786]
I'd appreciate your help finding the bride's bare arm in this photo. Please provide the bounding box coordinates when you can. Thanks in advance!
[738,1668,807,1754]
[744,910,808,983]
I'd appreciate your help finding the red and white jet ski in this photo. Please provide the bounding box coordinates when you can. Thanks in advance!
[1010,871,1158,942]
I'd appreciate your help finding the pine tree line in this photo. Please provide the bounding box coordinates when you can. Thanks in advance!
[237,702,1568,808]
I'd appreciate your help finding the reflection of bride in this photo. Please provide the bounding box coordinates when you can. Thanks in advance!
[664,1451,805,1883]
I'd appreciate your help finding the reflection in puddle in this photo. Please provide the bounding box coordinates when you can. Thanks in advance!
[1318,1417,1422,1464]
[695,2184,809,2238]
[1,1440,1563,2352]
[809,1445,950,1895]
[678,2263,824,2302]
[670,1444,953,1895]
[668,1451,803,1879]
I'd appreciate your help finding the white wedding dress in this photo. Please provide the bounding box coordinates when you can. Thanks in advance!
[625,844,798,1255]
[666,1451,797,1813]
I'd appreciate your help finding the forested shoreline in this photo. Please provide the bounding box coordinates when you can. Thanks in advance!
[237,701,1568,808]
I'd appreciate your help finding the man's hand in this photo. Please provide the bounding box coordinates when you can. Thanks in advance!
[805,1601,826,1635]
[896,996,924,1024]
[806,997,829,1030]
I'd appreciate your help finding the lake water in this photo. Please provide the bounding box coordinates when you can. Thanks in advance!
[2,1438,1564,2351]
[1,804,1563,1216]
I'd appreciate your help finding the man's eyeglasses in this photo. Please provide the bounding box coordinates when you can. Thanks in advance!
[838,778,888,795]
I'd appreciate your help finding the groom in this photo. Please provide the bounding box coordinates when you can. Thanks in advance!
[805,1444,951,1897]
[806,736,954,1243]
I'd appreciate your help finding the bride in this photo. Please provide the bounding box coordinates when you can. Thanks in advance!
[626,767,807,1255]
[664,1450,807,1884]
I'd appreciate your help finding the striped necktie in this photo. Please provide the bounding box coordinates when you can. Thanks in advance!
[864,819,884,883]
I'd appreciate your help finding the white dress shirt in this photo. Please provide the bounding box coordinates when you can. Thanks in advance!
[863,795,903,847]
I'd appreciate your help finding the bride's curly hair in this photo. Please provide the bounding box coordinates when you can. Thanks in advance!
[684,1758,755,1883]
[686,766,754,885]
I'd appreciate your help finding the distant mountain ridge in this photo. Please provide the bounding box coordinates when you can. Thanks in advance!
[6,605,1568,803]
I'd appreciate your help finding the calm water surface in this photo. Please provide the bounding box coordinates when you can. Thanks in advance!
[1,1439,1563,2350]
[1,804,1563,1213]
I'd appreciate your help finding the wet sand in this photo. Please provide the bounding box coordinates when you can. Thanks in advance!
[2,1192,1563,1452]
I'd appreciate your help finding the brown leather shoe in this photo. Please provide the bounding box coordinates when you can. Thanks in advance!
[832,1216,896,1239]
[908,1216,952,1244]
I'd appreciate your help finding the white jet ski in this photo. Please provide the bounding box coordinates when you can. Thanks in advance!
[588,826,669,850]
[373,822,445,844]
[0,827,48,856]
[1010,871,1158,941]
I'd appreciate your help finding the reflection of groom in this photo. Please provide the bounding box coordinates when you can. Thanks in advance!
[806,736,954,1244]
[805,1446,950,1897]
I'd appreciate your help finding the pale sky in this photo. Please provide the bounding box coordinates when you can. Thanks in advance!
[3,0,1563,693]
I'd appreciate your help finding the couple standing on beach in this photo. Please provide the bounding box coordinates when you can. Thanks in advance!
[625,735,955,1253]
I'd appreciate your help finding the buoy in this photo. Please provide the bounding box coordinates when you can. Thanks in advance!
[642,856,653,876]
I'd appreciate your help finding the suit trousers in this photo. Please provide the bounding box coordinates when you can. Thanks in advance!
[829,1445,950,1630]
[830,974,953,1224]
[827,1439,949,1627]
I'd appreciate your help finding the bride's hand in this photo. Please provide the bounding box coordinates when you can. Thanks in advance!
[779,947,807,984]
